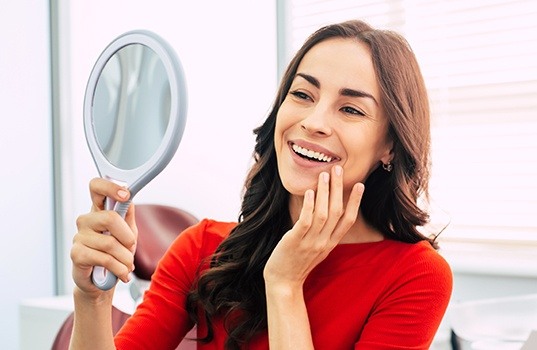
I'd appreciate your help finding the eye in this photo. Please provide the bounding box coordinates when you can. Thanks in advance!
[289,90,312,101]
[341,106,367,117]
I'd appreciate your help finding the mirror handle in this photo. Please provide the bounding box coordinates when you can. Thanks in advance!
[91,198,132,291]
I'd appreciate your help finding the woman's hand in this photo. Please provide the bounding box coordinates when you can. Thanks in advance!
[264,165,364,348]
[71,178,138,299]
[264,165,364,290]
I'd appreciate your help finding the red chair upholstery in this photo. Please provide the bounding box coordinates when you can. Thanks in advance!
[51,204,199,350]
[51,305,131,349]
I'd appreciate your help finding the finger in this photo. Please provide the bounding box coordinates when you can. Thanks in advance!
[331,183,365,243]
[89,178,130,211]
[317,165,345,237]
[124,203,138,254]
[76,232,135,273]
[71,240,132,283]
[329,165,344,218]
[309,172,330,234]
[292,189,315,238]
[76,211,137,251]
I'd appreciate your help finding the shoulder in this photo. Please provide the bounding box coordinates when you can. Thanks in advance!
[151,218,237,289]
[182,218,237,241]
[156,218,237,275]
[169,218,237,257]
[377,239,451,271]
[381,239,453,297]
[401,240,452,276]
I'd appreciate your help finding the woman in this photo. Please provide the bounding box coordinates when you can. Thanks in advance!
[71,19,452,349]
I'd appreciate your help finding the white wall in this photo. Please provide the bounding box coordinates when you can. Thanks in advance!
[57,1,277,293]
[0,1,275,348]
[0,1,55,349]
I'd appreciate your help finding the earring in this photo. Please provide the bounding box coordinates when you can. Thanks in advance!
[382,162,393,172]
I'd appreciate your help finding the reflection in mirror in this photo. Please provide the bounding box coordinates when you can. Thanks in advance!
[93,44,171,170]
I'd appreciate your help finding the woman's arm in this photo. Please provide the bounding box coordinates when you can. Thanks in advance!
[69,178,137,350]
[264,166,364,349]
[265,283,314,348]
[70,287,116,350]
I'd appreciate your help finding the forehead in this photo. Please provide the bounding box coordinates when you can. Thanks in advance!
[296,38,379,96]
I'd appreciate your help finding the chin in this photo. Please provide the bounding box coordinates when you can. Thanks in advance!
[280,176,318,197]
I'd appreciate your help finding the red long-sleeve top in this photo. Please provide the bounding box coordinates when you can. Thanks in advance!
[115,219,452,349]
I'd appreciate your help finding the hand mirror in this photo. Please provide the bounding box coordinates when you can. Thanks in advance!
[84,30,187,290]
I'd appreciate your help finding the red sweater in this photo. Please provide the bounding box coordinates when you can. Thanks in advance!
[115,219,452,349]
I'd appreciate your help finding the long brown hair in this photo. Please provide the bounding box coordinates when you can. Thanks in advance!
[187,19,434,349]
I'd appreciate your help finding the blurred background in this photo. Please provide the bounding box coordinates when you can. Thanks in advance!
[1,0,536,349]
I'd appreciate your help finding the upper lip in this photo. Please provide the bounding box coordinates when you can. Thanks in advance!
[288,140,340,162]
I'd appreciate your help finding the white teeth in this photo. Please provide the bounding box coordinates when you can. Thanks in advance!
[292,144,332,162]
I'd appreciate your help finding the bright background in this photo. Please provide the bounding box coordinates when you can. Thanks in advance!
[1,0,536,349]
[1,1,276,348]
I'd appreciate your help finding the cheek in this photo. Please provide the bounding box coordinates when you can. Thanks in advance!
[341,135,385,182]
[274,107,295,148]
[274,113,285,151]
[343,164,373,186]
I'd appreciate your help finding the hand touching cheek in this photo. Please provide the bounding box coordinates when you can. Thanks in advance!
[263,165,364,290]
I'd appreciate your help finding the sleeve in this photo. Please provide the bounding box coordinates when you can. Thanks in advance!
[355,245,453,350]
[114,219,212,350]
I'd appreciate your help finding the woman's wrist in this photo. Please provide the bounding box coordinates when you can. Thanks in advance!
[73,285,114,307]
[265,280,306,313]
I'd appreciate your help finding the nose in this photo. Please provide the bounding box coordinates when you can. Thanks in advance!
[300,103,333,136]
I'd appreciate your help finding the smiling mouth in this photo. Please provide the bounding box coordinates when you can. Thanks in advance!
[292,144,334,163]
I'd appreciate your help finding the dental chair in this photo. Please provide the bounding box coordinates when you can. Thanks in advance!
[51,204,199,350]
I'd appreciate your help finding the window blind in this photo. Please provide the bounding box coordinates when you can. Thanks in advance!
[281,0,537,243]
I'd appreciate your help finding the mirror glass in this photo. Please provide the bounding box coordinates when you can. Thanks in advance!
[92,44,171,170]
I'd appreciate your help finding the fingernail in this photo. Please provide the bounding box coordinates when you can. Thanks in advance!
[322,172,329,183]
[335,165,342,176]
[117,189,129,199]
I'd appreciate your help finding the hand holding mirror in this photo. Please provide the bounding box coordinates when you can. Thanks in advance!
[84,30,187,290]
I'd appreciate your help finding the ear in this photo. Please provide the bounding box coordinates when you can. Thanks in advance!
[380,138,394,165]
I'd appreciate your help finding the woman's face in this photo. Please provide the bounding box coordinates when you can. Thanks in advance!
[274,38,393,198]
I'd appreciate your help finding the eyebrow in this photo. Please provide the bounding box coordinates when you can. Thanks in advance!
[295,72,379,106]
